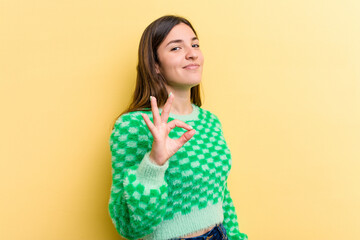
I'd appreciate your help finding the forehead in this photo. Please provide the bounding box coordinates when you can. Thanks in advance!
[164,23,197,42]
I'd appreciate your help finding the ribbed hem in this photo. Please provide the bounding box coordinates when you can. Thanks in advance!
[136,152,169,187]
[143,202,224,240]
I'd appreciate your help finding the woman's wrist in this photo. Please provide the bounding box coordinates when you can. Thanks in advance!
[149,151,167,166]
[136,152,169,187]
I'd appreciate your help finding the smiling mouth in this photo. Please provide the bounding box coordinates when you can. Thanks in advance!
[183,64,200,69]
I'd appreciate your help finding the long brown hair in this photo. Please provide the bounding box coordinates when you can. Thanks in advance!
[115,15,203,121]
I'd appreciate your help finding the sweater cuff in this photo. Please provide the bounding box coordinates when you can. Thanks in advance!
[136,152,169,187]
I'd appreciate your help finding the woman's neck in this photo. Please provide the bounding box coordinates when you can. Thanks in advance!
[164,86,193,115]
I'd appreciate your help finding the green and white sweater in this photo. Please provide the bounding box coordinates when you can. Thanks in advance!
[109,103,248,240]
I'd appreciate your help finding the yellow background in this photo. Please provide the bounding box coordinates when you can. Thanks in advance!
[1,0,359,239]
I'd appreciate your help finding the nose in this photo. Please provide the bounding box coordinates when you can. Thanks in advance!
[185,46,198,60]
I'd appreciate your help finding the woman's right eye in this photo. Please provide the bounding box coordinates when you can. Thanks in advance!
[171,47,180,51]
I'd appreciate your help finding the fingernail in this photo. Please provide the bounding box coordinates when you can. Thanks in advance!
[150,96,153,101]
[168,92,172,97]
[189,125,193,129]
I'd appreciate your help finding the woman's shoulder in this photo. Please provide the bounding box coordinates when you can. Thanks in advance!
[197,105,221,122]
[113,110,149,129]
[117,110,146,120]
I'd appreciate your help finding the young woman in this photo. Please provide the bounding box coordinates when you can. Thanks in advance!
[108,15,248,240]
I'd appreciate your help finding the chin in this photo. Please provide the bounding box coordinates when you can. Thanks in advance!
[185,74,202,82]
[184,77,201,85]
[172,75,202,87]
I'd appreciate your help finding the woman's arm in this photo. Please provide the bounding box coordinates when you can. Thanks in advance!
[109,94,195,239]
[108,114,169,239]
[222,182,248,240]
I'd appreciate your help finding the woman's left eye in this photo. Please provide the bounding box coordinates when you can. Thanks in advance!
[192,44,200,48]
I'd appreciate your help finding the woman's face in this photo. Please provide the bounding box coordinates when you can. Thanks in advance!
[155,23,204,89]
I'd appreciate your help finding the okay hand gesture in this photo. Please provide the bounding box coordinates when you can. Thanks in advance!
[141,93,196,166]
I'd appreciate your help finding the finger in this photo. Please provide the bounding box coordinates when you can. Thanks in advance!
[176,129,196,147]
[168,119,194,131]
[160,92,174,123]
[141,113,156,136]
[150,96,161,126]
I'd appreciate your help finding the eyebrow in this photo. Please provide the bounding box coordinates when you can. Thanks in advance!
[165,37,199,47]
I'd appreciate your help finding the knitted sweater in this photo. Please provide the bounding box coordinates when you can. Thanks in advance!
[108,103,248,240]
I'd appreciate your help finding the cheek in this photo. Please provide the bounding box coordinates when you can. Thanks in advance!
[161,57,182,73]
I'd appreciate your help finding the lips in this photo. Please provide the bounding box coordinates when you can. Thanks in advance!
[183,63,200,69]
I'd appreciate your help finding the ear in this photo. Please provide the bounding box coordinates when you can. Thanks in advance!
[155,63,160,74]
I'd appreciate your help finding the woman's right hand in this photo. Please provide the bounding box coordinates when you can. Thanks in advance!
[141,93,196,166]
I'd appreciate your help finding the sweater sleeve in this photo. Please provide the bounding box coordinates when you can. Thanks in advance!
[108,114,169,239]
[212,113,248,239]
[222,182,248,240]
